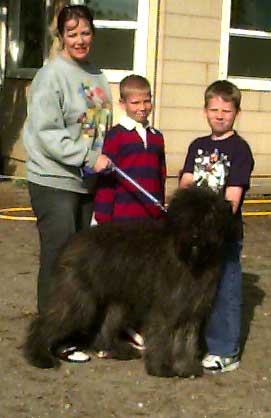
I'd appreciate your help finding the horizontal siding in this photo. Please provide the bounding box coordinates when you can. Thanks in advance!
[166,0,223,18]
[155,0,271,197]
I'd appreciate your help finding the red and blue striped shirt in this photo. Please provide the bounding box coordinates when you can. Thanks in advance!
[94,121,166,223]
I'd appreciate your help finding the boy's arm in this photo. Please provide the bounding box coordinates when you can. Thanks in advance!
[179,141,197,189]
[225,139,254,214]
[179,172,194,189]
[225,186,243,214]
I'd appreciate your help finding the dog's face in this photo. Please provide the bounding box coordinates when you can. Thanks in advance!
[166,187,232,270]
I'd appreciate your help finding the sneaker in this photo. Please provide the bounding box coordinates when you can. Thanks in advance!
[202,353,240,375]
[126,328,145,351]
[56,345,90,363]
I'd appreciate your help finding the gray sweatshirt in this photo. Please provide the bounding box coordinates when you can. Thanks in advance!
[23,54,112,193]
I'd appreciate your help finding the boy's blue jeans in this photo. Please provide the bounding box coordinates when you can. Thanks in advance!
[205,240,243,357]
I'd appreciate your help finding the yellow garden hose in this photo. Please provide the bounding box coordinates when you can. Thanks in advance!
[0,207,36,221]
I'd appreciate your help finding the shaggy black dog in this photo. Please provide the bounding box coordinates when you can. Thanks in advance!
[24,186,232,377]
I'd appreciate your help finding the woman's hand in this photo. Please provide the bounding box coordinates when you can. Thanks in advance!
[93,154,111,172]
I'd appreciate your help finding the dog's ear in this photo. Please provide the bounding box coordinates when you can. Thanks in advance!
[174,230,201,269]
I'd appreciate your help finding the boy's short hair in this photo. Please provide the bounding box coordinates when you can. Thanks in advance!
[204,80,241,111]
[120,75,151,101]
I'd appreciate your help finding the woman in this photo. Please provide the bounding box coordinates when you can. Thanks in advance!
[23,5,112,323]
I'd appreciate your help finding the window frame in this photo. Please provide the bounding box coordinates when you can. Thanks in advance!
[87,0,149,81]
[219,0,271,91]
[6,0,51,79]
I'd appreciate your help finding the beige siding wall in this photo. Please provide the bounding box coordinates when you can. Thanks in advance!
[236,92,271,178]
[154,0,271,197]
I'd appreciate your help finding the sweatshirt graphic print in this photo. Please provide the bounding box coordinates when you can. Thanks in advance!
[77,81,112,152]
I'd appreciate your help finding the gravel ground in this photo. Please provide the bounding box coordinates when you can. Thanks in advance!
[0,182,270,418]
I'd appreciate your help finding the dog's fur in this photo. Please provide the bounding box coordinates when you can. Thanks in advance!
[24,186,232,377]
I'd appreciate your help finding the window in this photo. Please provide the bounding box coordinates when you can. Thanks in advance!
[6,0,51,79]
[220,0,271,90]
[71,0,149,81]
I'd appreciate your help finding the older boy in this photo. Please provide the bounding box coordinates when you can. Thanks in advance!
[180,80,254,374]
[94,74,166,223]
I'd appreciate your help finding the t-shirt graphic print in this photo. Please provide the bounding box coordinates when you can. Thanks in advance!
[193,148,230,192]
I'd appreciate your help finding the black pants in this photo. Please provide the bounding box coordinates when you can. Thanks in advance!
[28,182,94,314]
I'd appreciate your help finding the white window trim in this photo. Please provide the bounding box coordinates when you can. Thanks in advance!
[219,0,271,91]
[95,0,149,82]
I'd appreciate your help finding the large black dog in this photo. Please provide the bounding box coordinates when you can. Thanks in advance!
[24,186,232,377]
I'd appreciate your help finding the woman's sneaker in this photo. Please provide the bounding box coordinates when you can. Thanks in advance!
[202,354,240,375]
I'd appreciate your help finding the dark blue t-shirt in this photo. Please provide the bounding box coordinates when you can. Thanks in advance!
[182,132,254,240]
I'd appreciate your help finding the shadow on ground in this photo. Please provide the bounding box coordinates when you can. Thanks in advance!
[240,272,265,356]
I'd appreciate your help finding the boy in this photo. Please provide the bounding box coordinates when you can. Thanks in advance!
[179,80,254,374]
[94,74,166,223]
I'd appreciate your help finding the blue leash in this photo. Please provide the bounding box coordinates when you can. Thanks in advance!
[108,162,167,214]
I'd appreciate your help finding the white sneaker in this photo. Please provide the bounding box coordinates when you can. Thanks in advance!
[202,353,240,374]
[56,345,90,363]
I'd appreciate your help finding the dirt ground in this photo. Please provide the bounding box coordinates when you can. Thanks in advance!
[0,181,271,418]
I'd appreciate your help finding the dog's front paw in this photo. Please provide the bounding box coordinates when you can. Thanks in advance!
[174,359,203,378]
[144,354,176,377]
